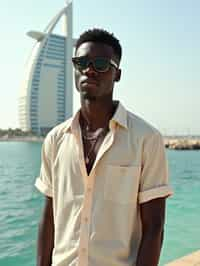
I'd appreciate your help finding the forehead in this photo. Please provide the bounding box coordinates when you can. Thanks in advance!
[75,42,114,58]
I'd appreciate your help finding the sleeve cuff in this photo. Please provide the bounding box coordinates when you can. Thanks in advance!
[139,185,173,204]
[35,177,53,197]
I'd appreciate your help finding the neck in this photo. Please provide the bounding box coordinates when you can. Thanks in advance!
[80,97,117,131]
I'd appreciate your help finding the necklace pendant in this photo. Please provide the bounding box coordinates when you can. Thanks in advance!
[85,156,89,164]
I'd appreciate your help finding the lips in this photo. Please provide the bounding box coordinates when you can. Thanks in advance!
[81,79,98,86]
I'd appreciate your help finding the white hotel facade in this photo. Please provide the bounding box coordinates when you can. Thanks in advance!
[18,2,75,135]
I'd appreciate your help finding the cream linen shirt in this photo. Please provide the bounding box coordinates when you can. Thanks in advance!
[35,102,173,266]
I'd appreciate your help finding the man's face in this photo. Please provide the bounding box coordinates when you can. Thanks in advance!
[74,41,121,101]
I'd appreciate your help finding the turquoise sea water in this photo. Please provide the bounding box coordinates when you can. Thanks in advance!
[0,142,199,266]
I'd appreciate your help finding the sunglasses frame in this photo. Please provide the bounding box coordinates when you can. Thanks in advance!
[72,56,118,73]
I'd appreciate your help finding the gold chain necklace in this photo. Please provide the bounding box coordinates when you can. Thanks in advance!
[82,127,108,165]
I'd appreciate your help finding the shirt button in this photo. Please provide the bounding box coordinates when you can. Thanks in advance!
[87,187,92,193]
[84,217,88,222]
[82,247,87,253]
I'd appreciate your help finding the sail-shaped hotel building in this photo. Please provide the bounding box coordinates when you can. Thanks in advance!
[18,2,75,135]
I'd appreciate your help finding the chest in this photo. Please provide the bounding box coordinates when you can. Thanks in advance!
[53,129,142,179]
[52,130,142,217]
[82,131,106,175]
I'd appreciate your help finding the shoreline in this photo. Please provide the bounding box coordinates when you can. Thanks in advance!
[164,137,200,150]
[0,136,44,142]
[0,136,200,150]
[166,250,200,265]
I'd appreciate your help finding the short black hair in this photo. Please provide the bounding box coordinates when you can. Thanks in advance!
[75,28,122,62]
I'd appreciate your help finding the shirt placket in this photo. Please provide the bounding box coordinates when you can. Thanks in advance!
[75,124,116,266]
[78,175,94,266]
[73,127,93,266]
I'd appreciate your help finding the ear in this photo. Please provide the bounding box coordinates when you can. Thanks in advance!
[115,69,121,82]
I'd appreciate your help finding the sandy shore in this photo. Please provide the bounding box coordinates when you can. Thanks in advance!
[166,250,200,265]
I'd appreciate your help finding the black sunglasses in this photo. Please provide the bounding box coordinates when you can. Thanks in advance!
[72,56,118,73]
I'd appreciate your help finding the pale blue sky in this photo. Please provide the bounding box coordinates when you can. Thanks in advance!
[0,0,199,135]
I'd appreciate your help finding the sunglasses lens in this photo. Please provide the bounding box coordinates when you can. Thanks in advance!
[94,58,109,72]
[74,57,88,70]
[73,57,111,72]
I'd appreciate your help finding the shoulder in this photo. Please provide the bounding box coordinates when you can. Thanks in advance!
[43,117,73,146]
[126,110,162,141]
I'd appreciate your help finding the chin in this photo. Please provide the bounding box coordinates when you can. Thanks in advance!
[81,91,97,101]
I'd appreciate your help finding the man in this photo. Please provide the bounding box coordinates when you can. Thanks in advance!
[35,28,173,266]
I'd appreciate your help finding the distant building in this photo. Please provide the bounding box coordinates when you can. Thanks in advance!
[18,2,75,135]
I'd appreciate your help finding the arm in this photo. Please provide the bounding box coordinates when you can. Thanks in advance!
[136,197,166,266]
[37,196,54,266]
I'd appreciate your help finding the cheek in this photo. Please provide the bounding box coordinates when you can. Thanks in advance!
[103,73,115,88]
[74,71,81,90]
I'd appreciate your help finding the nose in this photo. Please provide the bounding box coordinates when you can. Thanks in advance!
[82,62,98,76]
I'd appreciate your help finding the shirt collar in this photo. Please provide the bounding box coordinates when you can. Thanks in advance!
[64,101,128,133]
[110,101,128,130]
[63,111,80,133]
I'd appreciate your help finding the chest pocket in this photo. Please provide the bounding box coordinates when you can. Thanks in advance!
[104,165,141,204]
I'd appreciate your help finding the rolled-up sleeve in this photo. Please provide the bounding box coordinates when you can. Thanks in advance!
[35,133,53,197]
[139,132,173,204]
